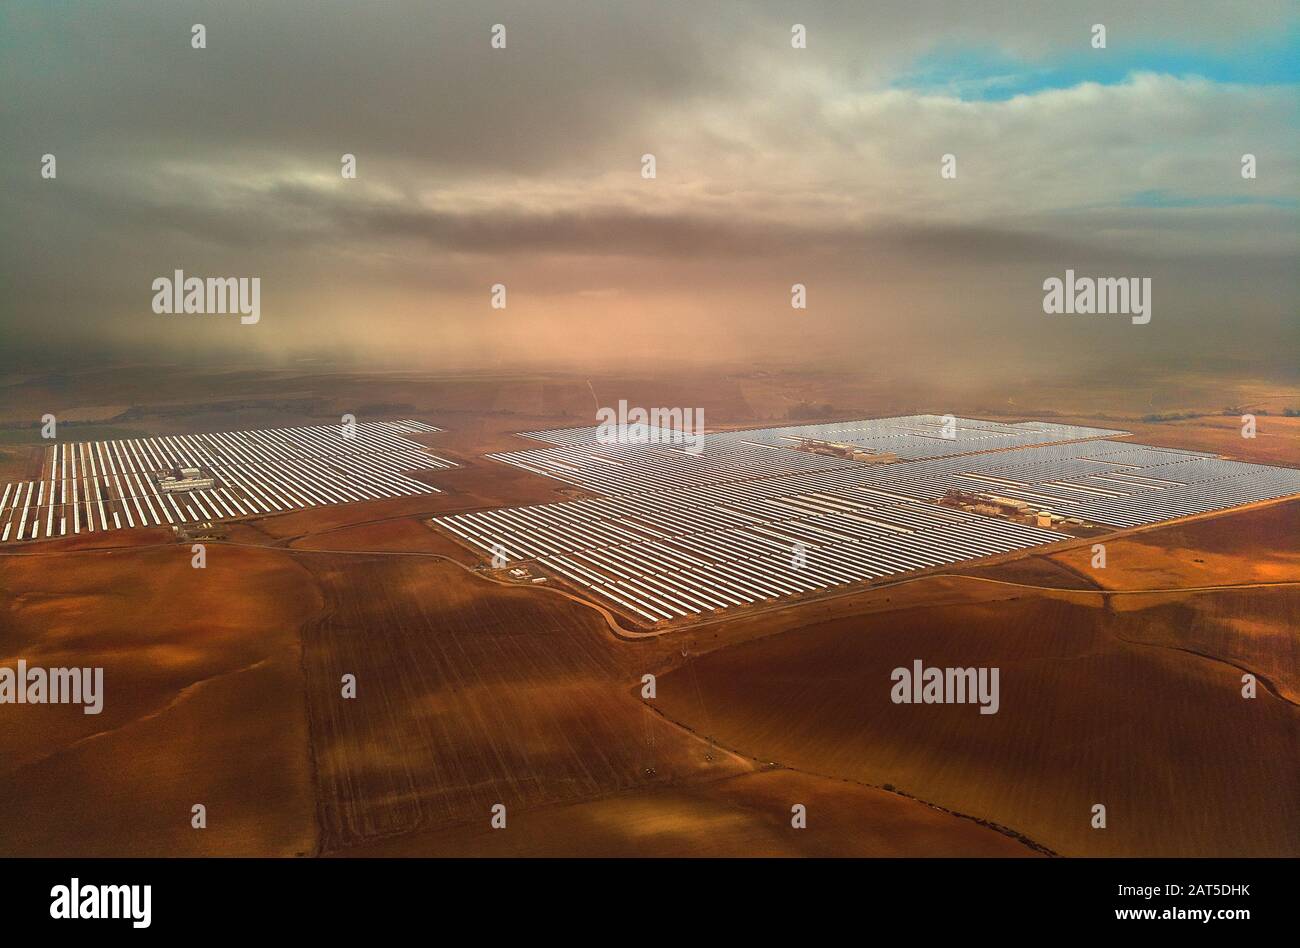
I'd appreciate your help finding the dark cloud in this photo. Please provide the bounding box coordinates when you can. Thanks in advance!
[1,0,1296,380]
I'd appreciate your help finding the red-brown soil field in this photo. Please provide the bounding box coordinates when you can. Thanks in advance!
[0,544,317,856]
[2,366,1297,857]
[652,583,1300,857]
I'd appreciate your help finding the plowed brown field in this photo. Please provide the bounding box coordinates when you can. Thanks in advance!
[653,583,1300,857]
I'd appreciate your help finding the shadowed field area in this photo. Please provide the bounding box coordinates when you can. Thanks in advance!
[342,768,1040,857]
[300,554,721,849]
[298,554,1034,855]
[0,545,319,856]
[0,532,1049,859]
[653,585,1300,857]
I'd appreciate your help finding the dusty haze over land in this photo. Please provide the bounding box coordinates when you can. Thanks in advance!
[2,1,1297,384]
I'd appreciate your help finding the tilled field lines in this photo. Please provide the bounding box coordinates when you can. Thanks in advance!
[300,556,734,850]
[652,589,1300,857]
[0,420,452,542]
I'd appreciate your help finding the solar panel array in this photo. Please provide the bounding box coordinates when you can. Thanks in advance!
[437,475,1065,624]
[488,437,865,495]
[0,420,451,542]
[435,415,1300,625]
[710,414,1129,458]
[847,439,1300,528]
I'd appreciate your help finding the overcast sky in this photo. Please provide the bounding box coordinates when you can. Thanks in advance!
[2,1,1296,382]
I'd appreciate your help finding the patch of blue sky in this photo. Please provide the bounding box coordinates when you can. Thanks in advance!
[891,29,1300,100]
[1121,190,1299,210]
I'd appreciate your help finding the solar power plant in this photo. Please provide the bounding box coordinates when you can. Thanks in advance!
[709,414,1129,459]
[488,436,867,495]
[490,416,1125,495]
[436,476,1065,624]
[0,420,451,542]
[848,439,1300,528]
[519,414,1125,457]
[435,416,1300,625]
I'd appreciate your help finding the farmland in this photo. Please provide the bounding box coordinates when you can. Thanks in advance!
[650,573,1300,856]
[1,364,1297,858]
[297,552,1034,855]
[0,543,317,856]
